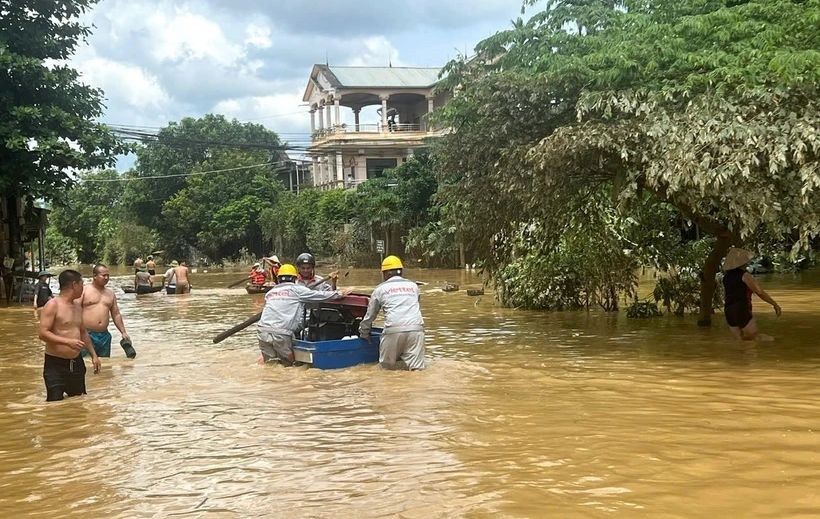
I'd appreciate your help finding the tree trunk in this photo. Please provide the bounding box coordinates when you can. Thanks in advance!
[697,234,733,327]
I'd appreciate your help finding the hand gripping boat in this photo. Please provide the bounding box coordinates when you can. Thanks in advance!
[292,294,382,369]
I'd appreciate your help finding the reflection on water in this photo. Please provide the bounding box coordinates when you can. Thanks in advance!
[1,267,819,517]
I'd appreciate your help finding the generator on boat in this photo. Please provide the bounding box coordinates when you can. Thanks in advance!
[302,294,369,341]
[292,294,381,369]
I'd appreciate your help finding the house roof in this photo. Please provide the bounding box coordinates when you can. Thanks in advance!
[304,65,441,101]
[325,66,441,88]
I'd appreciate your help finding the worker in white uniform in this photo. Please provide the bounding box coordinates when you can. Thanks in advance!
[257,263,348,366]
[359,255,425,370]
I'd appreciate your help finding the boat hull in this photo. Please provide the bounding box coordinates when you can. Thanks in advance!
[292,328,382,369]
[246,285,273,294]
[123,285,163,294]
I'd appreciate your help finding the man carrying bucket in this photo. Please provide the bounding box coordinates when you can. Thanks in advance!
[257,263,349,366]
[359,255,425,371]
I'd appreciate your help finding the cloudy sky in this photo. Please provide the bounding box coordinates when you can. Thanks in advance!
[71,0,525,167]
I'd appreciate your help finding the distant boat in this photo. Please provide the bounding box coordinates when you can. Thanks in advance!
[123,285,163,294]
[246,284,274,295]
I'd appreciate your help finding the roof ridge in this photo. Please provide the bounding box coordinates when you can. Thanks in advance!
[327,65,441,69]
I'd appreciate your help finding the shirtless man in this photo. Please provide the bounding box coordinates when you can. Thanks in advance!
[81,264,136,358]
[175,261,191,294]
[133,256,144,275]
[38,269,101,401]
[146,255,157,276]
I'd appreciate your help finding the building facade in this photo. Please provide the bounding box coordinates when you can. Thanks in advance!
[302,65,448,189]
[1,196,49,302]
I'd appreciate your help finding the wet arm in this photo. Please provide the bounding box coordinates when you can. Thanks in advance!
[81,326,96,358]
[110,296,129,337]
[359,296,381,338]
[743,273,780,309]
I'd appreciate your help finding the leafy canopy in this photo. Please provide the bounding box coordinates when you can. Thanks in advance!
[0,0,124,197]
[435,0,820,304]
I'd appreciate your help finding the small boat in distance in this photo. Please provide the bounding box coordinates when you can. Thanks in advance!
[246,284,273,295]
[122,285,164,294]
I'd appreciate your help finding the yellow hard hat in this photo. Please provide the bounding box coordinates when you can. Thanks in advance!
[381,255,403,271]
[278,263,298,277]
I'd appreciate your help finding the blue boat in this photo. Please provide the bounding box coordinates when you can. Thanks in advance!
[292,329,382,369]
[291,294,382,370]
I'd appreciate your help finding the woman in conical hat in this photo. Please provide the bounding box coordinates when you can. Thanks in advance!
[722,247,781,340]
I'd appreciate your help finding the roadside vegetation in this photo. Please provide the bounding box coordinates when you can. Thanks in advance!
[15,0,817,326]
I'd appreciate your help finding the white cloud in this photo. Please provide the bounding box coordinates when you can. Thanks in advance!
[213,92,308,129]
[245,22,273,49]
[73,49,170,113]
[64,0,523,169]
[149,8,243,66]
[345,36,403,67]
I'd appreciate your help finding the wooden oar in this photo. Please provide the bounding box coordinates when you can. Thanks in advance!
[227,276,251,288]
[213,312,261,344]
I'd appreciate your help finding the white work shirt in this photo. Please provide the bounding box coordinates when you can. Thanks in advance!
[360,276,423,337]
[258,282,341,334]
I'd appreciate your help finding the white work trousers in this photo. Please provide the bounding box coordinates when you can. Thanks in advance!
[379,331,425,371]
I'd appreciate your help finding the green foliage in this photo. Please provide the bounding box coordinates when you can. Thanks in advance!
[405,221,458,267]
[49,170,124,262]
[435,0,820,319]
[257,152,448,266]
[44,226,78,266]
[0,0,125,198]
[626,301,662,319]
[123,114,282,233]
[651,239,724,314]
[497,197,640,310]
[99,221,157,265]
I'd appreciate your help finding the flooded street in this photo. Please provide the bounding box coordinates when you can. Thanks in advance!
[1,267,819,517]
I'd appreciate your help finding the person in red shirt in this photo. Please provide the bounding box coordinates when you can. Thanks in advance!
[249,263,267,286]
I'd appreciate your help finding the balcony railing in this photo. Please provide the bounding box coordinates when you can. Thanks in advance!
[312,123,426,141]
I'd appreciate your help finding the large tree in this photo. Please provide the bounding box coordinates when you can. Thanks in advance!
[122,115,286,259]
[435,0,820,324]
[0,0,124,198]
[49,169,124,262]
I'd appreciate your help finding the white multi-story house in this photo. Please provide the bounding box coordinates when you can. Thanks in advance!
[302,64,448,189]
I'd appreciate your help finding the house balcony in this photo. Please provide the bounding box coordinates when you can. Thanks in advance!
[309,123,442,151]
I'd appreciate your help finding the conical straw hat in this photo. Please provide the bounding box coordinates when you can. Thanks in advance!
[723,247,755,271]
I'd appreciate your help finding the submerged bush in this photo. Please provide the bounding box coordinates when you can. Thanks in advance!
[626,300,662,319]
[497,236,638,311]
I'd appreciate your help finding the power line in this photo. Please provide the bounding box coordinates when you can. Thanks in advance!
[80,161,284,183]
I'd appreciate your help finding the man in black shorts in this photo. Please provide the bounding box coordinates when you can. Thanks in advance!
[38,270,101,401]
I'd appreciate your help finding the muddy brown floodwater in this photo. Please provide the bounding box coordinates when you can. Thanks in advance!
[0,266,818,518]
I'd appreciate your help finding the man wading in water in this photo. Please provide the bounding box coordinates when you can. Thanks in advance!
[257,263,349,365]
[359,255,426,370]
[174,261,191,294]
[146,255,157,276]
[723,247,782,340]
[81,264,136,358]
[38,270,101,401]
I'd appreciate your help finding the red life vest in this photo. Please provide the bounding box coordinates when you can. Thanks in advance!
[250,270,266,285]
